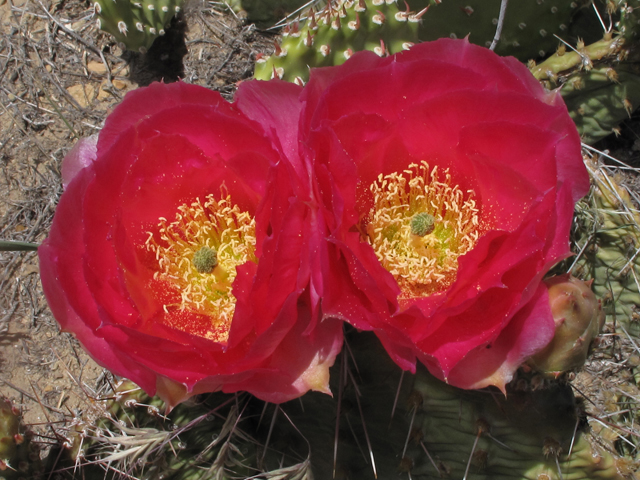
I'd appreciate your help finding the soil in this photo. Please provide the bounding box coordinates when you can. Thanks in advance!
[2,0,640,478]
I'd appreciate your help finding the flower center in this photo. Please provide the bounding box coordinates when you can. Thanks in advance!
[145,188,256,343]
[364,161,481,301]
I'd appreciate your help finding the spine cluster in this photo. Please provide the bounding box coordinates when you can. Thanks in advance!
[94,0,184,52]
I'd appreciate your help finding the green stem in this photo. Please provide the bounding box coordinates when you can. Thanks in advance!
[0,240,39,251]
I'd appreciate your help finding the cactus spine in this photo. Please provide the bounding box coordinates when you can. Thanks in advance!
[0,399,41,479]
[571,155,640,337]
[254,0,422,83]
[53,332,632,479]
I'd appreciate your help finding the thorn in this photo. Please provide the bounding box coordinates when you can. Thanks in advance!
[344,48,353,59]
[489,0,508,51]
[356,0,366,12]
[372,10,385,25]
[420,441,441,475]
[271,66,284,80]
[348,368,377,479]
[308,8,317,30]
[592,2,609,33]
[401,404,418,458]
[374,39,387,57]
[543,438,565,480]
[332,13,340,30]
[333,352,346,479]
[409,6,429,22]
[274,41,282,56]
[320,44,331,57]
[390,371,405,422]
[567,415,580,458]
[395,1,411,21]
[463,420,488,480]
[624,98,633,116]
[348,12,360,30]
[304,31,314,47]
[321,4,332,25]
[261,405,279,466]
[117,20,127,35]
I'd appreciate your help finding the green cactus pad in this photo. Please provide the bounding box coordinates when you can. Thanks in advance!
[563,64,640,144]
[254,0,421,83]
[410,368,626,480]
[571,156,640,338]
[0,399,41,479]
[413,0,581,61]
[67,332,631,479]
[94,0,184,52]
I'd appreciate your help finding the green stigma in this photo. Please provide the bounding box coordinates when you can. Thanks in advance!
[193,246,218,274]
[410,213,436,237]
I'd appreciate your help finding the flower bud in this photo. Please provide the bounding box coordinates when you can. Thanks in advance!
[527,274,605,378]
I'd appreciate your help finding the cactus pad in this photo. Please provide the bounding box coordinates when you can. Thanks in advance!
[94,0,184,52]
[415,0,581,61]
[254,0,422,83]
[571,156,640,338]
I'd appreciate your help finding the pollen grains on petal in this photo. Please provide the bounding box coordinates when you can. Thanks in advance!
[364,161,484,302]
[144,185,257,343]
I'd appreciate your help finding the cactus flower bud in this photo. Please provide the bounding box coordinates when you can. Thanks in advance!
[527,274,605,378]
[0,399,19,462]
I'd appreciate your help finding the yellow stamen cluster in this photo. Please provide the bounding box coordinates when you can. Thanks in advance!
[145,188,256,343]
[365,161,482,301]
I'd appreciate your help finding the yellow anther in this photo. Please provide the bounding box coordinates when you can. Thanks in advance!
[364,161,483,301]
[145,187,256,343]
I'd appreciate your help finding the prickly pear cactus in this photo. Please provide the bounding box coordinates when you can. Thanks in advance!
[93,0,184,52]
[59,331,633,479]
[56,380,259,479]
[254,0,584,83]
[254,0,421,83]
[410,368,627,480]
[0,398,42,479]
[571,156,640,338]
[415,0,581,61]
[562,63,640,144]
[530,27,640,144]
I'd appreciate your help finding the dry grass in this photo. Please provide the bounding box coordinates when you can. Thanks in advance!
[1,0,640,478]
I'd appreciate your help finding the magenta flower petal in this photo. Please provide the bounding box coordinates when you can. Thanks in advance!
[305,39,588,391]
[61,134,98,189]
[39,81,343,407]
